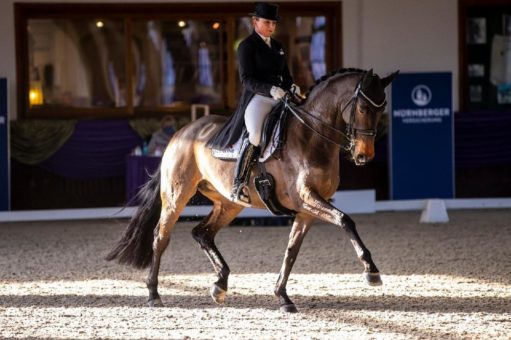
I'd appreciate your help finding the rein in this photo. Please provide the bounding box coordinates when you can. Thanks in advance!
[283,80,385,150]
[284,99,348,147]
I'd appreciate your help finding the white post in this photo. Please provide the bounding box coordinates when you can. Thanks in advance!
[420,199,449,223]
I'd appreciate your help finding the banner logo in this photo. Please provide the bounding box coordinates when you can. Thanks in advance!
[411,85,432,106]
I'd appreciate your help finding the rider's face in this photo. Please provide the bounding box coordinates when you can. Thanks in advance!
[253,17,277,38]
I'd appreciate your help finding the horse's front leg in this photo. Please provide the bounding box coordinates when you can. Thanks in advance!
[299,188,382,286]
[274,213,314,313]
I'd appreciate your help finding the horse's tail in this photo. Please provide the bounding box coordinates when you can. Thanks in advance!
[105,167,162,269]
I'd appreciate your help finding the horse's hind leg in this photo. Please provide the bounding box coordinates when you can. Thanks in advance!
[146,179,199,307]
[191,199,243,304]
[300,189,381,286]
[274,213,314,313]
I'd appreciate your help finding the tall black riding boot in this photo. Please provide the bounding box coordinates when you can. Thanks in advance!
[231,141,260,202]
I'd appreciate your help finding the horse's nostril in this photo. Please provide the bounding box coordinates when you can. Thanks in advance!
[356,155,366,164]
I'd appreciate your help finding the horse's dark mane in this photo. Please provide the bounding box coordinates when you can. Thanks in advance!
[306,68,366,96]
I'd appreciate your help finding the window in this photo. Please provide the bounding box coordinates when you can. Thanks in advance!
[28,19,127,109]
[459,0,511,111]
[16,3,342,119]
[131,19,224,108]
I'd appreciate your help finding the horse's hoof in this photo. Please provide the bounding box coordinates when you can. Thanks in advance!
[148,298,164,307]
[365,272,383,286]
[210,284,227,304]
[280,303,298,313]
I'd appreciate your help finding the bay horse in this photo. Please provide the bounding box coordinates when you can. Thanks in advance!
[106,68,398,312]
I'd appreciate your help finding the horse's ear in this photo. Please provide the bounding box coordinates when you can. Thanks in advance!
[362,69,374,88]
[381,70,400,88]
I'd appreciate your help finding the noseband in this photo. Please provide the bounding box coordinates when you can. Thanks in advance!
[284,79,386,150]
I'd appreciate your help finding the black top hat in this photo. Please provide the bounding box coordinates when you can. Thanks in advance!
[250,2,280,21]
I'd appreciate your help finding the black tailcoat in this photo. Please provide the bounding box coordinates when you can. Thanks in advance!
[207,31,293,149]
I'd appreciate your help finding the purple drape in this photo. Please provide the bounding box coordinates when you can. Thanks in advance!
[40,120,142,178]
[125,155,161,205]
[35,112,511,181]
[455,111,511,167]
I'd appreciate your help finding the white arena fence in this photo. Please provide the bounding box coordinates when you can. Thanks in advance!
[1,190,511,223]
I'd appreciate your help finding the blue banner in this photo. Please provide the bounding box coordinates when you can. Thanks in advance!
[0,78,9,210]
[390,72,454,199]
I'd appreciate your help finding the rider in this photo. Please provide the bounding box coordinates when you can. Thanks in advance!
[206,2,300,201]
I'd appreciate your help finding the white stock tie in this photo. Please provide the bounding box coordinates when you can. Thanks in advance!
[265,38,271,48]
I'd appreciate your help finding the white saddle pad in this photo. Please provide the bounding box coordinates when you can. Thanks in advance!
[211,120,282,162]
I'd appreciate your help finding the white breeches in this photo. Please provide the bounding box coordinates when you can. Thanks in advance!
[244,94,279,146]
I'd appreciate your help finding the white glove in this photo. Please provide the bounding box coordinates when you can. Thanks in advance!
[270,86,286,100]
[290,84,301,96]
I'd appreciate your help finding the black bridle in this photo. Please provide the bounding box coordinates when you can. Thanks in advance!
[283,80,386,150]
[342,82,386,150]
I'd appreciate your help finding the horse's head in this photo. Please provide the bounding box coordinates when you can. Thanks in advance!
[342,69,398,166]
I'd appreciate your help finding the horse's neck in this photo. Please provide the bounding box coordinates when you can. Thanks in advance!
[284,75,359,160]
[286,107,341,161]
[302,75,359,129]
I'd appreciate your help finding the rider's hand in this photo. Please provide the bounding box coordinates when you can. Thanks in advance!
[270,86,286,100]
[290,84,301,96]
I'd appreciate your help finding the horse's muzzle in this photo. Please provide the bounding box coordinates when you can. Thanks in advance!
[352,139,375,166]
